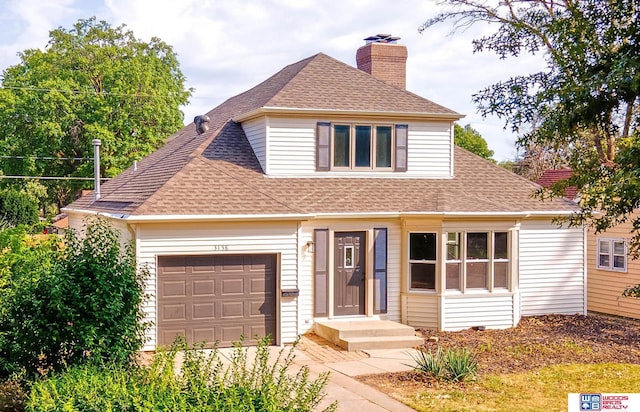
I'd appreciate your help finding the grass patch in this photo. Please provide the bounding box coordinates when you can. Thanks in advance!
[400,363,640,412]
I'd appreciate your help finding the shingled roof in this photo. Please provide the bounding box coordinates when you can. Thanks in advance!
[65,53,576,218]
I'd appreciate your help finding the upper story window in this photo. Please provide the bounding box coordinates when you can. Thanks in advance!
[597,238,627,272]
[333,124,393,169]
[316,122,407,172]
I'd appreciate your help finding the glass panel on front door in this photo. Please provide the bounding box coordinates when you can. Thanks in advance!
[344,245,354,268]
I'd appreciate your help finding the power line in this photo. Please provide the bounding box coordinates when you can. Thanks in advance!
[0,85,180,98]
[0,176,110,181]
[0,155,92,161]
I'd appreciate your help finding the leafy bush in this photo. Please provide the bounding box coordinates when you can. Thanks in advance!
[0,380,26,412]
[0,189,38,227]
[412,346,478,382]
[0,228,60,378]
[0,219,148,378]
[27,337,337,412]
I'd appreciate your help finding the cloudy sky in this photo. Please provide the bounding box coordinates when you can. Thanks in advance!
[0,0,547,161]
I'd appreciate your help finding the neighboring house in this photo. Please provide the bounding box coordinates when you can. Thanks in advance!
[64,35,586,351]
[535,168,578,200]
[538,169,640,320]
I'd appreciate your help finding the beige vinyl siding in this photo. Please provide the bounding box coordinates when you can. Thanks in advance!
[135,221,299,350]
[403,294,438,329]
[267,117,316,175]
[442,293,517,331]
[263,117,453,178]
[300,220,402,325]
[442,294,515,330]
[587,221,640,320]
[67,212,132,247]
[519,222,586,316]
[405,121,452,177]
[242,117,267,173]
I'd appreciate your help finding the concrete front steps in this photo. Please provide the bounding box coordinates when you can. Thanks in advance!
[314,319,424,352]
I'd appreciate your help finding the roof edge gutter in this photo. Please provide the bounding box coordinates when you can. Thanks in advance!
[400,210,577,218]
[62,209,576,223]
[233,107,464,123]
[123,213,314,223]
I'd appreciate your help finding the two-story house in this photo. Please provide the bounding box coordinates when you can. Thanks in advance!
[65,35,586,351]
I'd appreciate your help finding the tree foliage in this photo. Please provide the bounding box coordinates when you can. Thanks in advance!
[0,188,39,227]
[454,123,495,161]
[0,17,192,209]
[421,0,640,253]
[0,219,148,379]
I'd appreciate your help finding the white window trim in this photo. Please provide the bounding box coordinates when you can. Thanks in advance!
[596,237,628,272]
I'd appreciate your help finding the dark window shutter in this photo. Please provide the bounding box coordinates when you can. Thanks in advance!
[395,124,408,172]
[314,229,329,317]
[316,122,331,171]
[373,228,388,314]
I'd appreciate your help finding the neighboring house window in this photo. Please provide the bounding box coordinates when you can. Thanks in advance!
[315,122,407,172]
[409,233,437,290]
[597,238,627,272]
[445,231,510,292]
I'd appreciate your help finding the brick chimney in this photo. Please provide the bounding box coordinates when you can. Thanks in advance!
[356,34,408,89]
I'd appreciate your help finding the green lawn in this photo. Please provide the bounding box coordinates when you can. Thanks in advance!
[400,363,640,412]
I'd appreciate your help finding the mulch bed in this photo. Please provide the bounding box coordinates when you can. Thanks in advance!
[359,313,640,388]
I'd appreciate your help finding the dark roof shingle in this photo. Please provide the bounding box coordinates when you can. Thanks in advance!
[66,53,576,217]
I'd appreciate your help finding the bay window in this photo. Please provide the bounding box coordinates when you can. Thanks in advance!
[445,231,510,292]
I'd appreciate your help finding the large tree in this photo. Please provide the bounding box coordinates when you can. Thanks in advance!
[421,1,640,256]
[454,123,495,161]
[0,17,192,209]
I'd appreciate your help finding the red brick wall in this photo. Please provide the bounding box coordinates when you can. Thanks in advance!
[356,42,408,89]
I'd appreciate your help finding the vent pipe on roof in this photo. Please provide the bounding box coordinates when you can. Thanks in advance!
[194,115,210,135]
[92,139,101,202]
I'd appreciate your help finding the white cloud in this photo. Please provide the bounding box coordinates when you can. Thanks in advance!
[0,0,549,160]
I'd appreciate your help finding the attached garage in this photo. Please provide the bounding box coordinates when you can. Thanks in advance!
[157,254,277,347]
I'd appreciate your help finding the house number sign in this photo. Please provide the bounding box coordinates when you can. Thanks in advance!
[213,245,229,251]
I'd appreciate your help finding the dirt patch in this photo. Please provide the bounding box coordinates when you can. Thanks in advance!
[359,313,640,387]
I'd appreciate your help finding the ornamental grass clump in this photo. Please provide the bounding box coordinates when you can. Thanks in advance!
[412,346,478,382]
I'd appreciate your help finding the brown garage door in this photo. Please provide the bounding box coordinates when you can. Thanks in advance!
[157,254,276,347]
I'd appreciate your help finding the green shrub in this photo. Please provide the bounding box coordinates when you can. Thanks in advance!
[0,189,38,227]
[0,219,148,379]
[27,337,337,412]
[412,346,478,382]
[0,228,60,378]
